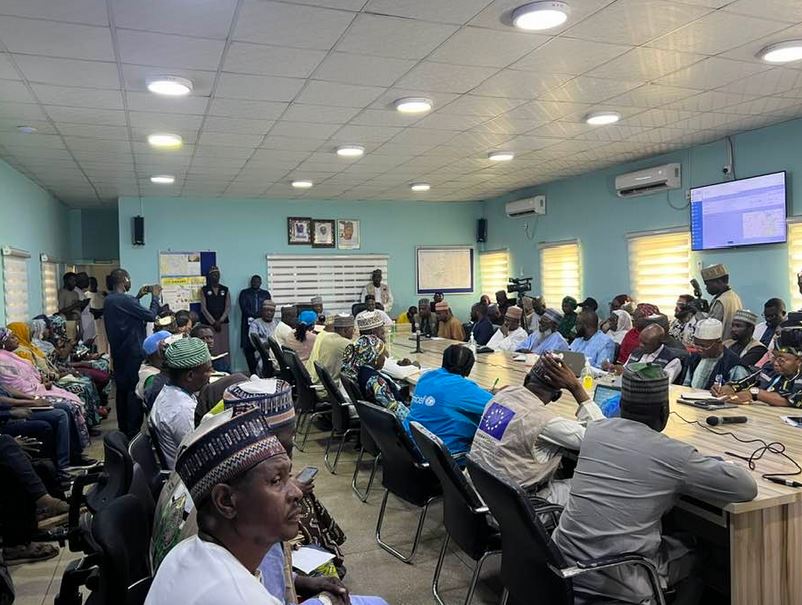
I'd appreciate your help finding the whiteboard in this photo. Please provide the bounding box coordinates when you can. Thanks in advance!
[416,246,474,294]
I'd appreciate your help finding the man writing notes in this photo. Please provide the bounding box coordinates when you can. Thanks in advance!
[360,269,393,314]
[702,263,742,340]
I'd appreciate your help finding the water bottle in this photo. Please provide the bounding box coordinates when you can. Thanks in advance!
[581,359,594,391]
[468,331,477,355]
[714,373,724,388]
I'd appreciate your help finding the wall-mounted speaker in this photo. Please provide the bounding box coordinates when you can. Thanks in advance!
[132,216,145,246]
[476,218,487,243]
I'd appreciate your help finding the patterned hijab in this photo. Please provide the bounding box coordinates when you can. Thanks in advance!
[341,335,385,380]
[6,322,47,364]
[48,314,68,345]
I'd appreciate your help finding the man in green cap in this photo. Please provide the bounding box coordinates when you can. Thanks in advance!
[150,337,213,469]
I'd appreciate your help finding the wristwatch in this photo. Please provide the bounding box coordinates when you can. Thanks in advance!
[750,387,759,402]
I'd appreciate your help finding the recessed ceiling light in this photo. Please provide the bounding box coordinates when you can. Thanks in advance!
[488,151,515,161]
[17,125,38,134]
[758,40,802,64]
[292,180,313,189]
[394,97,433,114]
[147,76,193,96]
[147,133,183,149]
[336,145,364,158]
[410,182,431,192]
[512,1,569,31]
[585,111,621,126]
[150,175,175,184]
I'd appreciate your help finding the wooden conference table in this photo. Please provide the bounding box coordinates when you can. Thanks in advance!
[388,332,802,605]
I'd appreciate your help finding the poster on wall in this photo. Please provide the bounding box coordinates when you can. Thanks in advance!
[159,251,216,313]
[416,246,474,294]
[159,252,201,276]
[337,219,360,249]
[161,276,207,310]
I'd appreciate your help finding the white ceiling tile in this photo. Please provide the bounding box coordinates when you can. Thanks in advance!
[364,0,494,25]
[128,111,204,131]
[472,69,572,99]
[720,23,802,70]
[541,76,643,103]
[564,0,711,46]
[716,68,802,96]
[349,109,422,127]
[294,80,385,108]
[8,147,75,160]
[429,27,549,68]
[313,52,416,87]
[223,42,326,78]
[31,84,123,110]
[0,118,55,134]
[0,79,35,103]
[56,123,128,139]
[470,115,547,135]
[125,91,209,115]
[45,106,125,126]
[723,0,802,24]
[117,30,225,70]
[281,104,361,124]
[111,0,237,38]
[510,37,630,74]
[130,126,198,145]
[269,121,342,139]
[624,108,697,128]
[13,55,119,88]
[335,14,458,59]
[647,11,789,55]
[333,124,403,143]
[193,145,254,159]
[215,73,304,101]
[0,53,20,80]
[662,90,762,113]
[438,94,527,116]
[723,96,802,116]
[389,128,458,146]
[120,64,215,96]
[369,89,459,113]
[260,135,326,152]
[207,98,288,119]
[411,112,489,131]
[203,116,273,135]
[395,62,497,94]
[655,57,766,89]
[0,18,113,61]
[0,132,65,148]
[0,0,108,25]
[470,0,616,34]
[605,83,699,108]
[588,47,705,81]
[234,1,354,50]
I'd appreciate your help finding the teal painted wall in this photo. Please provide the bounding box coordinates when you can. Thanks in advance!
[0,159,70,324]
[482,116,802,316]
[80,209,119,261]
[117,196,483,370]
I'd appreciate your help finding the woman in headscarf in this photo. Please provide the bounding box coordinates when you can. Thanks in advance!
[285,309,318,362]
[0,326,91,448]
[616,303,659,363]
[606,309,634,344]
[45,315,111,400]
[341,334,407,421]
[403,345,492,462]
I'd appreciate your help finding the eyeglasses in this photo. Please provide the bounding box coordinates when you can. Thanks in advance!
[692,340,719,351]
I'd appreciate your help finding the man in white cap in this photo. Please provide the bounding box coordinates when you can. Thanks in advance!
[723,309,767,367]
[701,263,742,339]
[356,294,392,328]
[486,306,528,351]
[360,269,393,314]
[357,312,419,380]
[273,305,297,348]
[517,308,569,354]
[435,300,465,341]
[683,318,749,390]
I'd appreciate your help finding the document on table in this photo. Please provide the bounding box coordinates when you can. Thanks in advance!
[292,546,335,574]
[681,390,721,400]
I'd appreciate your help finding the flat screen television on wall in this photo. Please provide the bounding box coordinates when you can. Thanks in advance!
[690,171,787,251]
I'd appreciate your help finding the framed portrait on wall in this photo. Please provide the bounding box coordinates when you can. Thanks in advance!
[287,217,312,245]
[337,219,360,249]
[312,219,336,248]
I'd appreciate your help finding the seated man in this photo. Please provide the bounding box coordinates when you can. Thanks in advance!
[249,300,279,374]
[486,306,528,352]
[684,318,749,390]
[273,305,297,348]
[569,310,616,369]
[356,295,392,328]
[355,312,418,382]
[558,296,579,341]
[646,313,684,351]
[305,314,355,385]
[553,366,757,605]
[435,300,465,341]
[669,294,701,347]
[403,345,492,461]
[191,324,228,374]
[136,330,171,402]
[469,354,602,505]
[417,298,436,337]
[623,324,683,384]
[518,308,569,354]
[150,337,213,470]
[753,297,785,349]
[470,302,496,346]
[723,309,768,368]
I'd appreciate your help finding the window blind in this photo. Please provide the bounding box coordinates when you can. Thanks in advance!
[2,247,31,323]
[540,241,581,307]
[41,257,60,315]
[628,231,691,313]
[266,254,389,315]
[479,250,510,298]
[789,222,802,310]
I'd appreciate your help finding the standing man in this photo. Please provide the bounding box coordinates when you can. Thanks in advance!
[495,290,512,318]
[702,263,742,340]
[103,269,162,437]
[753,297,786,349]
[57,272,85,341]
[199,266,231,372]
[238,275,271,376]
[75,272,96,344]
[360,269,393,314]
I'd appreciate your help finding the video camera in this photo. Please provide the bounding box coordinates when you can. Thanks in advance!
[507,277,532,297]
[689,278,710,313]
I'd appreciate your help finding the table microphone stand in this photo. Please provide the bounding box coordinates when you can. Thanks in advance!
[413,330,424,354]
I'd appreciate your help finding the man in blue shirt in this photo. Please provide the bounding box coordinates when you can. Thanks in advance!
[104,268,161,437]
[519,308,569,354]
[570,310,616,369]
[403,345,492,461]
[471,302,496,346]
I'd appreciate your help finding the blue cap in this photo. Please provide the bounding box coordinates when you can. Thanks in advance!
[143,330,172,355]
[298,310,318,326]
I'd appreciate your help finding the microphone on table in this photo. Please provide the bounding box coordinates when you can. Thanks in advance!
[706,415,748,426]
[413,331,423,354]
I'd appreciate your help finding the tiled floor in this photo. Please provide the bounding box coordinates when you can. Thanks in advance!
[11,413,504,605]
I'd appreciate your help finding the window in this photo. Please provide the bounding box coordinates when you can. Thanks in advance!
[266,254,389,315]
[628,231,691,313]
[789,221,802,310]
[2,247,31,323]
[540,241,581,307]
[41,255,60,315]
[479,250,510,298]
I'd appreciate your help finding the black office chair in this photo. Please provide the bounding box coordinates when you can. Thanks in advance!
[410,423,501,605]
[127,464,156,535]
[267,336,294,384]
[283,349,330,451]
[249,332,275,378]
[466,458,667,605]
[354,400,441,564]
[314,362,359,473]
[128,432,168,500]
[146,417,170,471]
[341,374,381,502]
[86,494,153,605]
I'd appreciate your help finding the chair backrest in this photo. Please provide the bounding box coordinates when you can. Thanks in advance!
[314,362,350,432]
[283,349,318,413]
[145,417,170,471]
[339,373,363,404]
[466,457,572,605]
[249,333,275,378]
[267,336,293,378]
[128,432,163,499]
[90,494,152,605]
[128,464,155,533]
[354,400,439,506]
[410,423,496,560]
[87,431,133,513]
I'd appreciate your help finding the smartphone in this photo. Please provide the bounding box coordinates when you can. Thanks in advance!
[296,466,318,484]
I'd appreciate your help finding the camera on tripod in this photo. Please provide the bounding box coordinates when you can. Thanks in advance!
[507,277,532,297]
